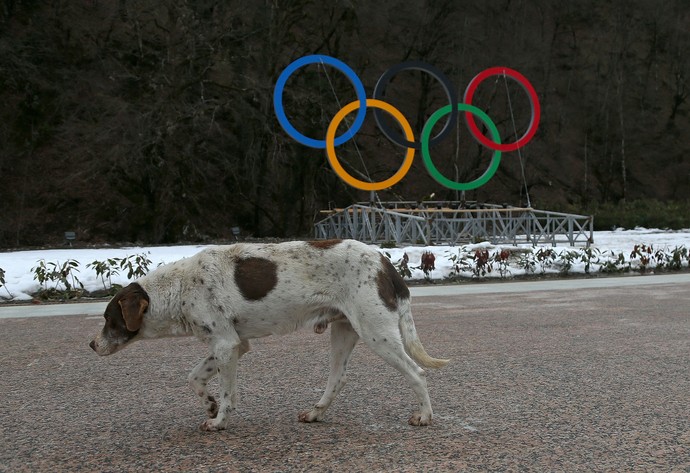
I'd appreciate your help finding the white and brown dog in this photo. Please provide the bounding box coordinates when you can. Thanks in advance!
[89,239,448,430]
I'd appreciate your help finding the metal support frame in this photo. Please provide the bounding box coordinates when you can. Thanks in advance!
[314,201,593,247]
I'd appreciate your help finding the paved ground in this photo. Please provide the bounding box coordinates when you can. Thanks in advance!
[1,277,689,472]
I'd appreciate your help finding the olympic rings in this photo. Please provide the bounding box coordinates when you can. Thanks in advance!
[273,55,540,191]
[372,61,457,150]
[327,99,415,191]
[273,55,367,149]
[422,104,501,191]
[463,67,541,152]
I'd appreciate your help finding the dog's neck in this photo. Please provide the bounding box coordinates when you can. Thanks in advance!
[136,275,191,339]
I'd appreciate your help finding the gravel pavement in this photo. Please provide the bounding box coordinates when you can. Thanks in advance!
[1,279,689,472]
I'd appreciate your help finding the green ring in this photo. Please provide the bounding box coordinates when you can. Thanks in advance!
[421,103,502,190]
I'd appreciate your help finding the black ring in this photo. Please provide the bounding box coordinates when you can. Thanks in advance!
[372,61,458,150]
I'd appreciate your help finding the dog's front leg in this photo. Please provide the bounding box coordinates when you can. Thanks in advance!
[199,335,242,432]
[189,355,220,418]
[189,339,250,421]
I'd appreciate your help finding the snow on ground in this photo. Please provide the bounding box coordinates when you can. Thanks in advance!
[1,228,689,302]
[383,228,690,281]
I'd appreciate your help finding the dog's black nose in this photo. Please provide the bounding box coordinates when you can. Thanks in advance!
[89,340,96,351]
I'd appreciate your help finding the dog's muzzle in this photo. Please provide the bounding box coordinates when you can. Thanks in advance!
[89,335,120,356]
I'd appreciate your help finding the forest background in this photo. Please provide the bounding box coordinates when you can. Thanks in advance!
[1,0,689,247]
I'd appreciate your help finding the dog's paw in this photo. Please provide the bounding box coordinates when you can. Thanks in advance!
[199,418,227,431]
[298,410,322,423]
[204,396,219,418]
[408,412,432,426]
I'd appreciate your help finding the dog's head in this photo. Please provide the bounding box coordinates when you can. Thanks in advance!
[89,283,150,356]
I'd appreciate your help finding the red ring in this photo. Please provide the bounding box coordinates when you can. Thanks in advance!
[463,67,540,152]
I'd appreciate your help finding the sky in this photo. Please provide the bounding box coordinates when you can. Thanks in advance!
[1,228,689,302]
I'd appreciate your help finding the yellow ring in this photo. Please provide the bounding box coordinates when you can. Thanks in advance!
[326,98,415,191]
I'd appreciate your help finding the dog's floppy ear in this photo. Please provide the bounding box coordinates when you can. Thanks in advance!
[118,293,149,332]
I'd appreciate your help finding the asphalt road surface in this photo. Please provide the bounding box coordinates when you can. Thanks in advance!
[1,275,689,472]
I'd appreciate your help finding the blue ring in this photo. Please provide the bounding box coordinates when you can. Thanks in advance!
[273,55,367,149]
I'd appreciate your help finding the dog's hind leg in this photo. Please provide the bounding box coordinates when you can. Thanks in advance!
[189,339,250,421]
[358,316,435,426]
[299,320,359,423]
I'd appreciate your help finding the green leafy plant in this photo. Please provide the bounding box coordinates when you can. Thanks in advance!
[87,258,121,290]
[32,260,51,289]
[119,253,152,279]
[0,267,12,299]
[31,259,84,299]
[668,246,688,271]
[446,243,687,281]
[517,251,537,275]
[86,253,152,292]
[558,250,580,275]
[653,248,668,270]
[383,252,412,279]
[579,247,599,274]
[446,248,472,279]
[534,248,556,274]
[32,259,83,291]
[396,252,412,279]
[599,251,629,273]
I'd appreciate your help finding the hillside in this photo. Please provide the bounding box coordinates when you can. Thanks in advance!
[1,1,689,246]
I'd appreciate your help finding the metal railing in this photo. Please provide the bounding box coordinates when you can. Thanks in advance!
[314,201,593,246]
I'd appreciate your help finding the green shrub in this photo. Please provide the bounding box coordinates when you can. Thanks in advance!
[31,259,84,300]
[585,200,690,230]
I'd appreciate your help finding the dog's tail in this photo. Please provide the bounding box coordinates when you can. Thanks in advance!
[399,302,449,369]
